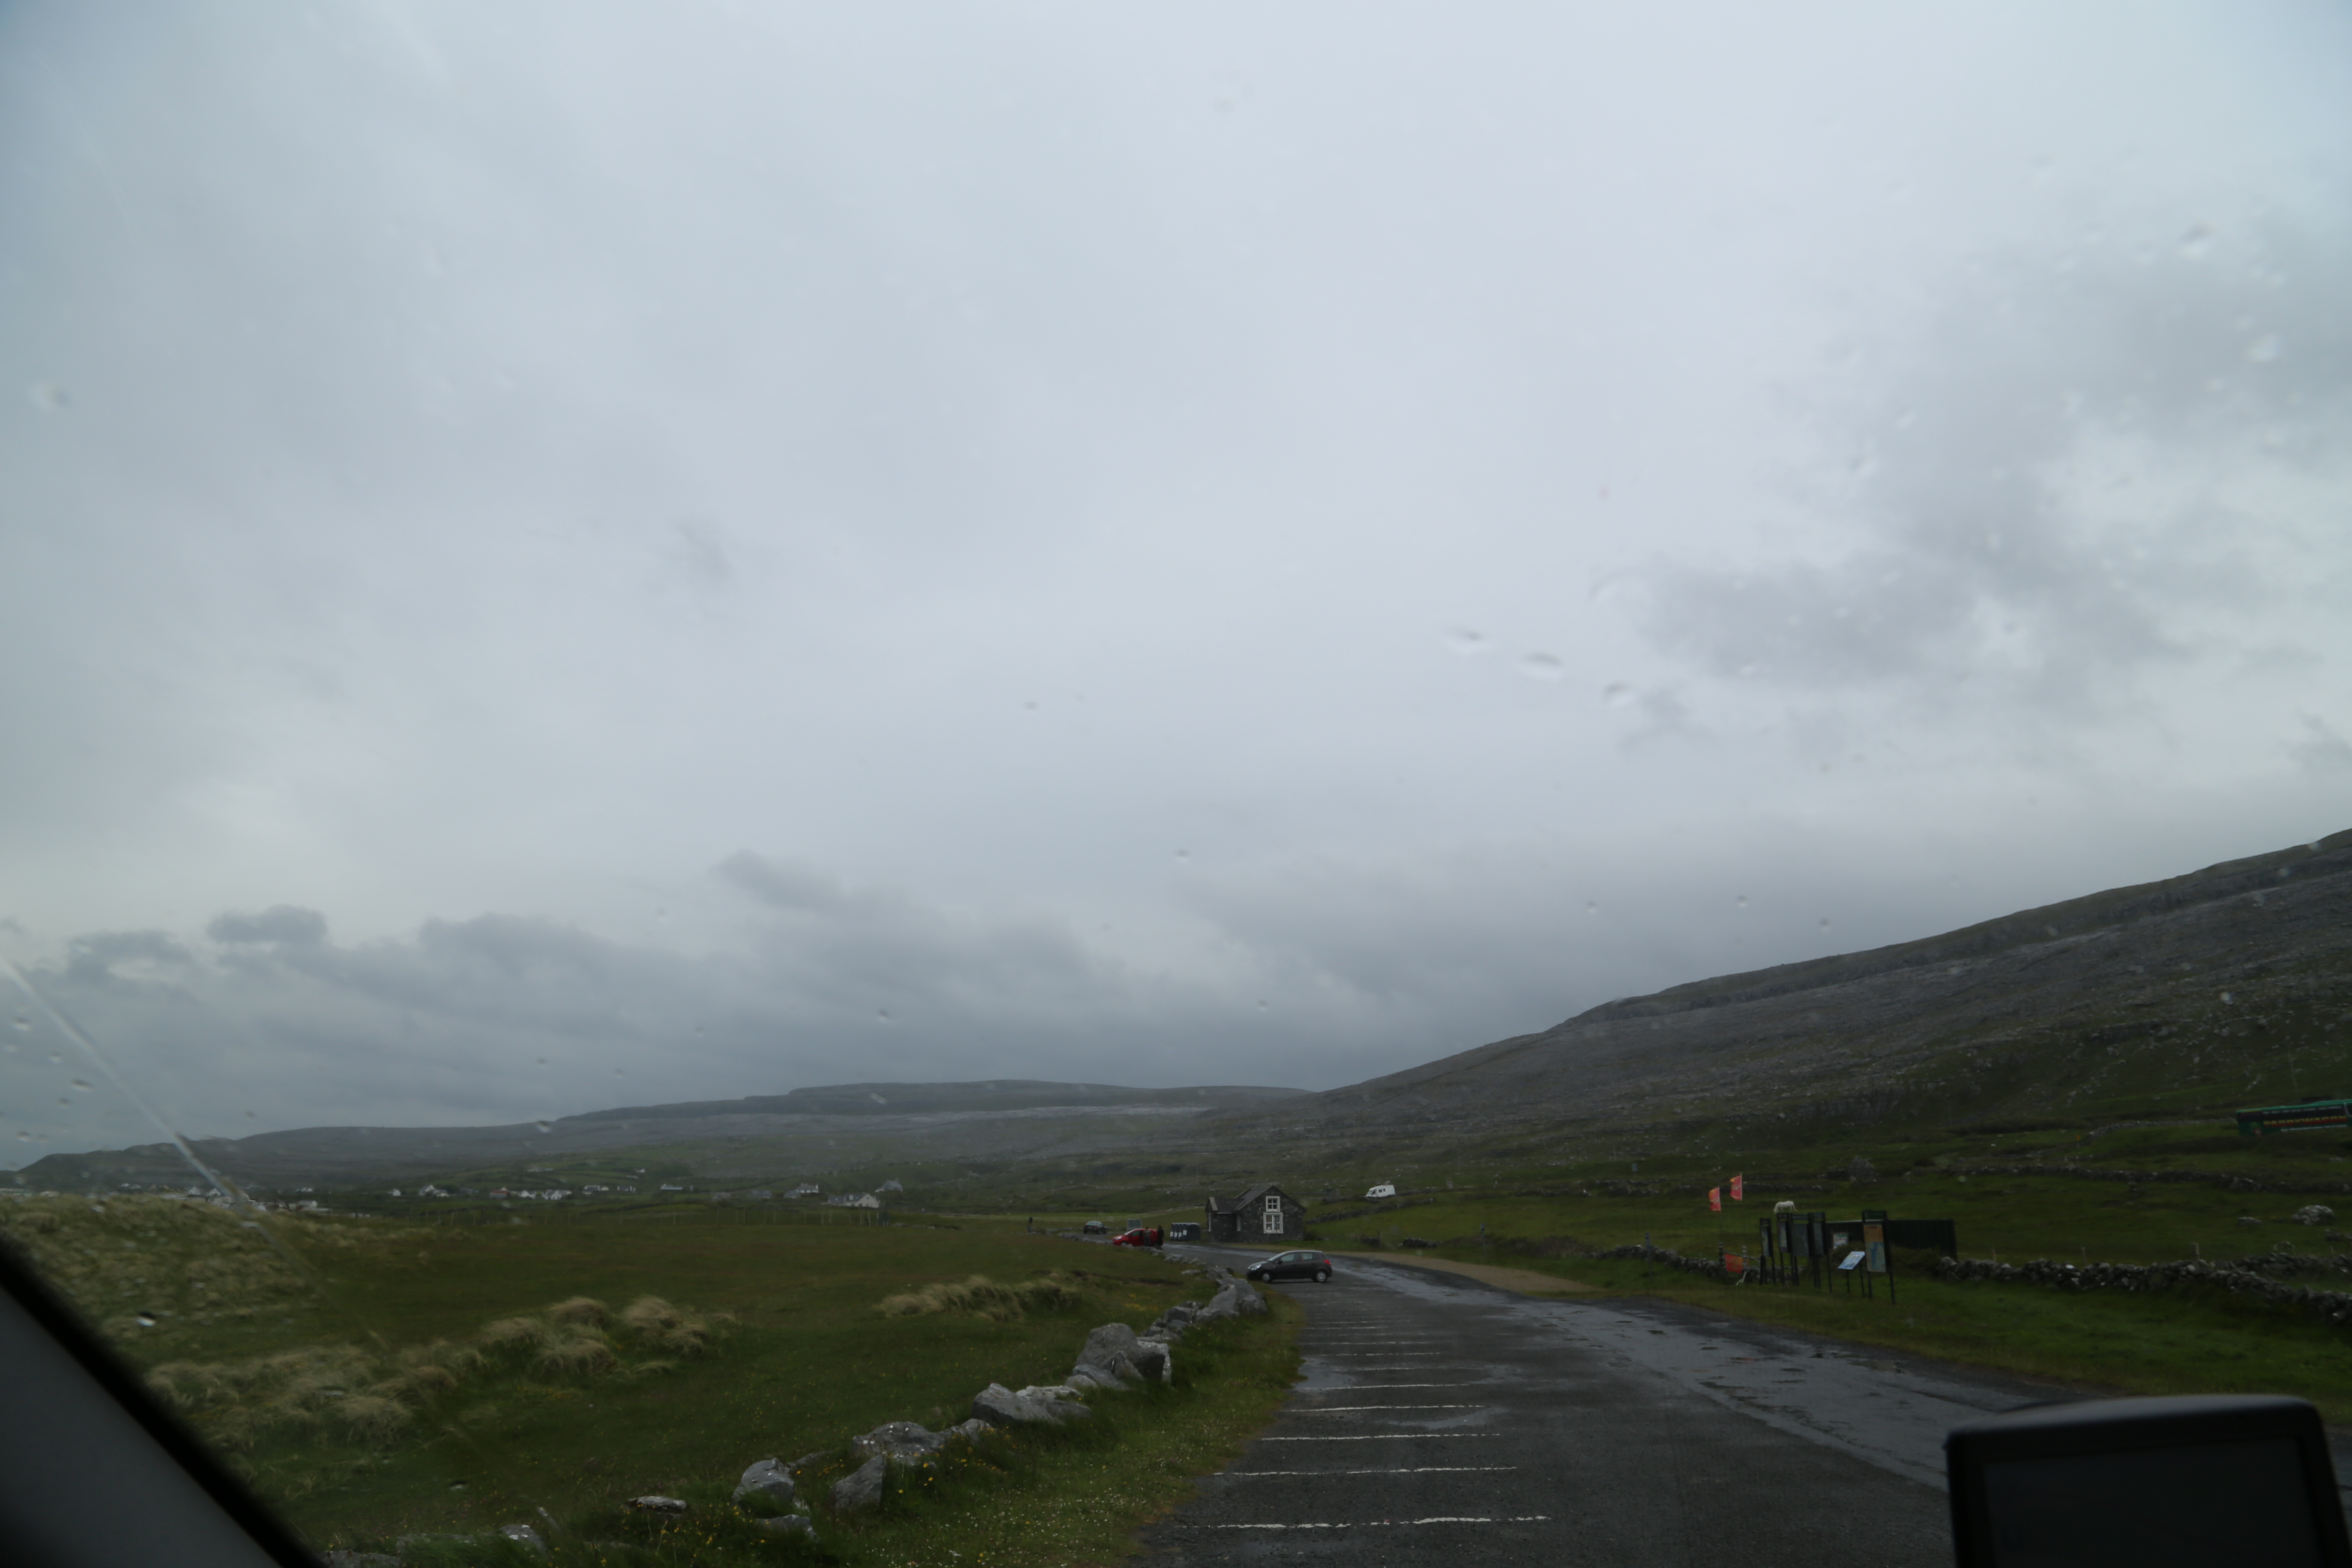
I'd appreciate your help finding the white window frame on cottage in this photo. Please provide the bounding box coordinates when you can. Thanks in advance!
[1262,1194,1283,1234]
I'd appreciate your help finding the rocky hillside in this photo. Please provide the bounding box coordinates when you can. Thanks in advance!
[1190,828,2352,1158]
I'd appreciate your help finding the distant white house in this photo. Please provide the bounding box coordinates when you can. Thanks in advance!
[826,1192,883,1210]
[876,1179,904,1193]
[790,1182,822,1198]
[658,1182,686,1192]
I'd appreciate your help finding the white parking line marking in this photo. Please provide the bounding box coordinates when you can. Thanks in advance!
[1230,1467,1519,1477]
[1298,1403,1484,1412]
[1262,1433,1496,1441]
[1212,1516,1550,1529]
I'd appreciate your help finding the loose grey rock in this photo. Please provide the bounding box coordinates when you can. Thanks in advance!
[1073,1323,1152,1386]
[785,1449,833,1484]
[760,1515,817,1540]
[1133,1338,1173,1384]
[830,1455,890,1516]
[851,1421,947,1461]
[498,1524,548,1556]
[734,1457,794,1505]
[628,1496,688,1514]
[2294,1204,2336,1226]
[1015,1384,1092,1420]
[2239,1215,2264,1228]
[1081,1321,1144,1363]
[949,1416,993,1442]
[972,1382,1054,1427]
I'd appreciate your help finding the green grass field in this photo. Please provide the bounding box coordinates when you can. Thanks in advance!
[1,1199,1299,1565]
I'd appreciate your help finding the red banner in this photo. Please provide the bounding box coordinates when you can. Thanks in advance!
[1730,1174,1744,1202]
[1708,1186,1721,1212]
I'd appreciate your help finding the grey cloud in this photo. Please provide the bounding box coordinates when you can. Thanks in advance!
[1639,224,2352,716]
[63,929,192,987]
[2289,717,2352,777]
[207,906,329,946]
[714,852,879,919]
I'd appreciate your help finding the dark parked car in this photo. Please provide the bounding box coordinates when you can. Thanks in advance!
[1246,1250,1335,1283]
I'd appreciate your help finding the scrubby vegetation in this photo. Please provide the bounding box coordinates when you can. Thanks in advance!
[141,1293,732,1454]
[875,1272,1081,1321]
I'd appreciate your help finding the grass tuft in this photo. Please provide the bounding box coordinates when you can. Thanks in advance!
[875,1272,1081,1322]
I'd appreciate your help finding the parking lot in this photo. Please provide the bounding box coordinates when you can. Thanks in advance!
[1143,1247,2064,1566]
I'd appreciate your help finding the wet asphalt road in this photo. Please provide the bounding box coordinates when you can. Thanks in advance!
[1140,1247,2068,1568]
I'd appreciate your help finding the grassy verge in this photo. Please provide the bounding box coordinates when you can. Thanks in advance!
[3,1200,1299,1564]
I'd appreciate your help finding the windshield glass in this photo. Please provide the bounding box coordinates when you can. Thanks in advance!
[3,2,2349,1559]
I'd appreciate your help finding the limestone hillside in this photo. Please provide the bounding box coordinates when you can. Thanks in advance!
[1186,828,2352,1160]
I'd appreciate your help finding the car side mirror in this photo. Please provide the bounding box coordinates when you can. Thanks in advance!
[1945,1395,2350,1568]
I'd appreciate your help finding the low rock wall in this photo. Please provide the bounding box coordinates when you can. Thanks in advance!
[1930,1250,2352,1328]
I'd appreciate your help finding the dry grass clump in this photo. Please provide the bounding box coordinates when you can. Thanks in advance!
[617,1294,729,1356]
[537,1335,618,1376]
[329,1393,410,1440]
[877,1272,1082,1323]
[138,1291,729,1453]
[479,1315,555,1355]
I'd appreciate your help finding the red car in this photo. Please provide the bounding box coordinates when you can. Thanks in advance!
[1112,1225,1164,1248]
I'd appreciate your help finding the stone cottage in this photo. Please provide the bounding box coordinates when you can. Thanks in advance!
[1206,1182,1304,1243]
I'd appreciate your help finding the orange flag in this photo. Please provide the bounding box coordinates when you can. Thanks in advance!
[1730,1174,1744,1202]
[1708,1186,1721,1212]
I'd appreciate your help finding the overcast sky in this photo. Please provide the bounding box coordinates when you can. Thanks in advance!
[4,1,2350,1162]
